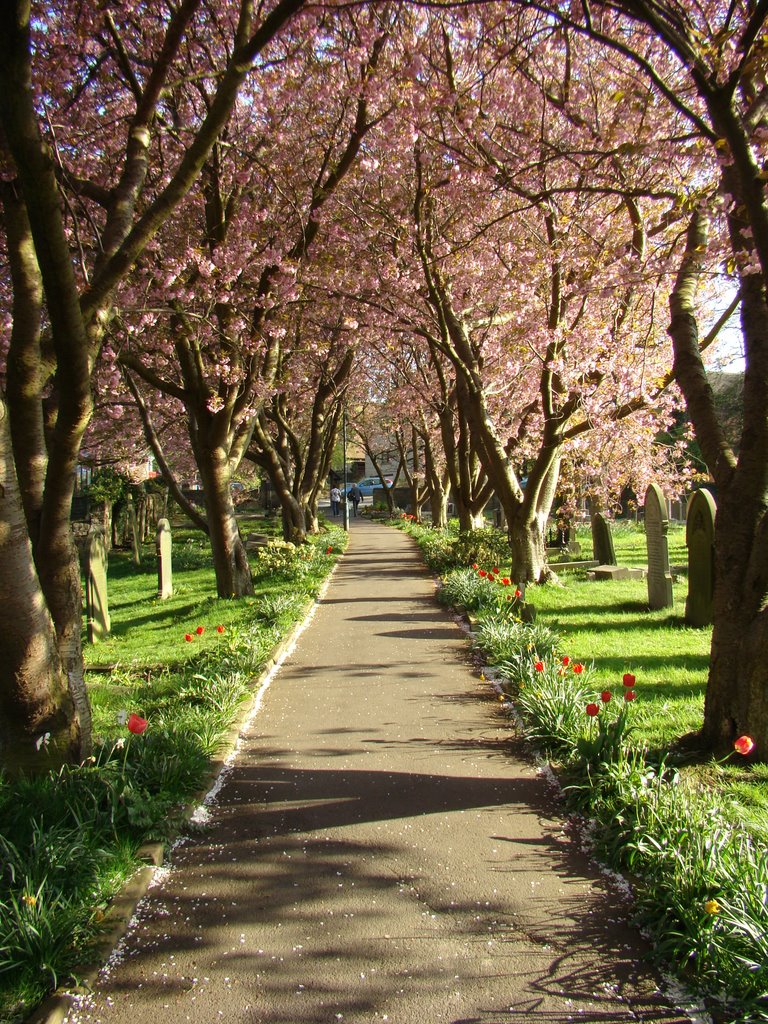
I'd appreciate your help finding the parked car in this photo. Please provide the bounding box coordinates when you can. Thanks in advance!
[355,476,394,497]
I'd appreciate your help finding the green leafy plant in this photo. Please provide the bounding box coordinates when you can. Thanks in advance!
[83,467,127,505]
[576,675,638,769]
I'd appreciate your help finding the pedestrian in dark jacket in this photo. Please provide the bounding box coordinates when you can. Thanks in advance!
[347,483,362,516]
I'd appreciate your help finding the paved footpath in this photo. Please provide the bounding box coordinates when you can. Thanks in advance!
[66,518,691,1024]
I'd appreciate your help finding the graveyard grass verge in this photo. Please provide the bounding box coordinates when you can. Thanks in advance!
[0,519,347,1024]
[397,516,768,1024]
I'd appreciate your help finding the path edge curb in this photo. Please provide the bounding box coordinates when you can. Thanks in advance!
[27,554,343,1024]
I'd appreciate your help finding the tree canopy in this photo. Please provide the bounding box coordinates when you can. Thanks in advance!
[2,0,767,765]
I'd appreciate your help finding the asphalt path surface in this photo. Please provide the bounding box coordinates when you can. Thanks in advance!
[66,517,690,1024]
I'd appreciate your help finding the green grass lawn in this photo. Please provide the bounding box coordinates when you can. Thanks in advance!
[84,516,288,672]
[84,516,348,743]
[526,573,709,751]
[510,521,707,752]
[569,518,688,567]
[537,527,766,830]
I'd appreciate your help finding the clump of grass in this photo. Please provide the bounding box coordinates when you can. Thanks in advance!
[398,519,511,574]
[473,614,561,670]
[438,567,496,611]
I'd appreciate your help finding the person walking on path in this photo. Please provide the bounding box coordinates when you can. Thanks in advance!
[329,484,341,517]
[65,519,688,1024]
[346,481,362,516]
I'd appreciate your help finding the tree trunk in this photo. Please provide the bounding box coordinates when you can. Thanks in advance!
[458,508,488,531]
[699,272,768,755]
[429,487,448,528]
[703,494,768,754]
[507,506,550,586]
[197,449,253,598]
[305,503,320,535]
[669,211,768,756]
[278,489,310,544]
[362,443,397,516]
[0,401,81,772]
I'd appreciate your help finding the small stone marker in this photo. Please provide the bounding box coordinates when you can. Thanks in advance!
[685,489,716,626]
[591,513,617,566]
[85,526,111,642]
[592,565,630,580]
[644,483,674,610]
[156,518,173,599]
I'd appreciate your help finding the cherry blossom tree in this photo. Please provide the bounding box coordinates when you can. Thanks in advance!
[0,0,311,768]
[245,310,357,541]
[526,0,768,757]
[349,8,690,583]
[116,7,396,584]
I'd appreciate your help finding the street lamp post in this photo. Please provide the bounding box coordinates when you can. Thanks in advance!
[342,409,349,531]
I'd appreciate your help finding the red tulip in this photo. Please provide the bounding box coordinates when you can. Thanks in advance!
[534,661,544,672]
[562,656,570,667]
[622,673,636,687]
[573,663,584,674]
[479,570,487,577]
[734,735,755,756]
[515,588,522,598]
[126,713,148,735]
[625,690,637,702]
[216,625,225,634]
[600,691,612,703]
[492,567,499,575]
[196,625,205,635]
[586,703,600,717]
[184,633,193,642]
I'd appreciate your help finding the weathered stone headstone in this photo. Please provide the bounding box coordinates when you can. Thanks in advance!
[685,489,716,626]
[156,518,173,599]
[670,498,685,522]
[245,532,271,552]
[85,526,111,642]
[591,513,617,566]
[126,495,141,565]
[644,483,674,610]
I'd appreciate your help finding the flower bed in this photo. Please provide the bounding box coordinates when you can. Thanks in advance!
[397,517,767,1024]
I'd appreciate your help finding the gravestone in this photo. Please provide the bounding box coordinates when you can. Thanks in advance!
[644,483,674,610]
[685,489,716,626]
[85,526,111,642]
[126,495,141,565]
[591,513,617,566]
[245,532,271,552]
[156,518,173,599]
[591,565,630,580]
